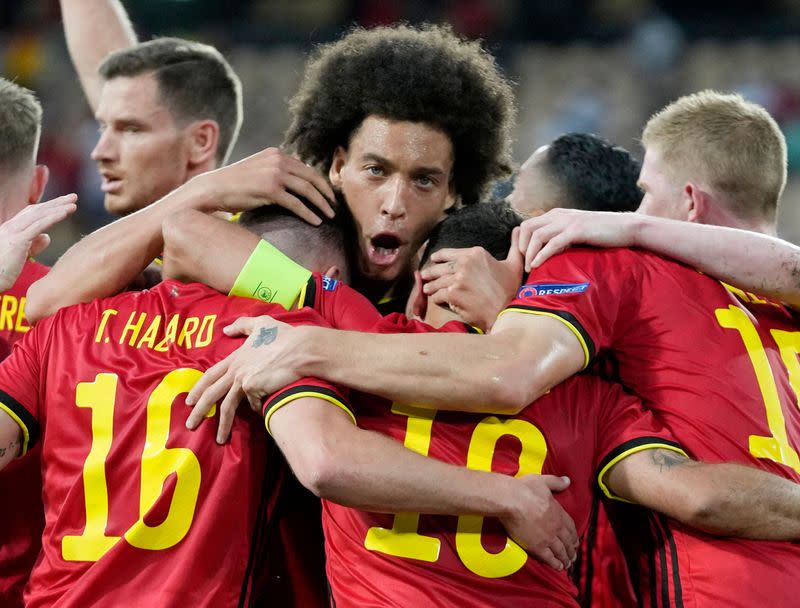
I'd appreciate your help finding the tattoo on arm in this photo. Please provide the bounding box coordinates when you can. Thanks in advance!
[0,438,20,459]
[649,449,689,472]
[252,327,278,348]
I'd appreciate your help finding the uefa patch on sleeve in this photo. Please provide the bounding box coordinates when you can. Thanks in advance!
[322,276,340,291]
[518,282,590,298]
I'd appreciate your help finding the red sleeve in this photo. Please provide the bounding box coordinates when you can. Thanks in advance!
[0,313,55,455]
[298,273,382,331]
[502,247,640,367]
[262,377,352,434]
[590,379,686,501]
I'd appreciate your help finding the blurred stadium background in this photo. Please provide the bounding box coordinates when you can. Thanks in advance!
[2,0,800,260]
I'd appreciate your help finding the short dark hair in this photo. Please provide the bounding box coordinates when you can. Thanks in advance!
[545,133,642,213]
[0,78,42,172]
[420,201,521,268]
[99,37,242,165]
[238,195,354,276]
[284,24,516,206]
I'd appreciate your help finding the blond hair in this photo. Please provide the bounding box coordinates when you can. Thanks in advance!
[642,90,787,222]
[0,78,42,173]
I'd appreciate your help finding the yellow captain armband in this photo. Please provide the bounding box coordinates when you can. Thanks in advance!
[229,239,312,309]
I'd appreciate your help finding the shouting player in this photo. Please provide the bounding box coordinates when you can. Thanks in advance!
[194,91,800,606]
[185,202,800,607]
[27,23,515,322]
[0,205,566,607]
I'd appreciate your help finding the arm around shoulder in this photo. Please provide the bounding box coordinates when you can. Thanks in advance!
[606,448,800,540]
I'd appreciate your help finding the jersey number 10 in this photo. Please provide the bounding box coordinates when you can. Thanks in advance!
[364,403,548,579]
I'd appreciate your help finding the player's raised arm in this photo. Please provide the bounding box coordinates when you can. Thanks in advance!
[267,392,579,571]
[520,209,800,309]
[605,448,800,540]
[59,0,138,112]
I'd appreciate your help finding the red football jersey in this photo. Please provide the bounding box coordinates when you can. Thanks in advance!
[0,259,49,608]
[322,315,682,608]
[298,272,383,330]
[506,247,800,607]
[265,272,380,608]
[0,280,344,608]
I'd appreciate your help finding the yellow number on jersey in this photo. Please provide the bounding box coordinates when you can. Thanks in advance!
[364,404,548,578]
[62,370,214,562]
[716,306,800,474]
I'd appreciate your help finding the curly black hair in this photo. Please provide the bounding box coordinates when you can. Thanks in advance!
[284,24,516,206]
[545,133,643,213]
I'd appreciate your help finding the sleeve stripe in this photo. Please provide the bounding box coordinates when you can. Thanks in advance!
[596,437,688,503]
[298,275,316,310]
[0,389,39,457]
[463,323,484,335]
[499,305,595,368]
[263,385,355,436]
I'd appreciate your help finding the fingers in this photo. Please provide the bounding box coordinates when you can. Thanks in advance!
[10,195,77,235]
[187,369,234,430]
[507,227,522,263]
[30,193,78,210]
[19,207,76,242]
[428,247,464,264]
[216,380,244,444]
[186,358,228,407]
[542,474,571,492]
[523,224,561,272]
[420,259,459,282]
[223,316,264,338]
[531,233,571,268]
[422,273,456,296]
[506,226,525,273]
[247,391,262,414]
[546,537,572,571]
[282,173,335,221]
[28,234,51,258]
[284,156,336,216]
[268,189,323,226]
[559,510,580,563]
[533,546,565,571]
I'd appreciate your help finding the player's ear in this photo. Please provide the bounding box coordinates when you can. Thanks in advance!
[27,165,49,204]
[329,147,347,188]
[186,120,219,168]
[323,265,341,280]
[443,180,457,213]
[406,270,428,321]
[684,182,708,224]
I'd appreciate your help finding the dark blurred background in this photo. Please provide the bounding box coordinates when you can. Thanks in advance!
[3,0,800,259]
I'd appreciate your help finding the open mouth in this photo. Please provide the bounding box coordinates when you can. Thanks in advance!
[368,234,403,267]
[100,173,123,194]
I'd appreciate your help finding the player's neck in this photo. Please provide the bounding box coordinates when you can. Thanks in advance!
[424,305,461,328]
[353,272,413,308]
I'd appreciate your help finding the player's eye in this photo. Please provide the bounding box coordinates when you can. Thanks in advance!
[366,165,385,177]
